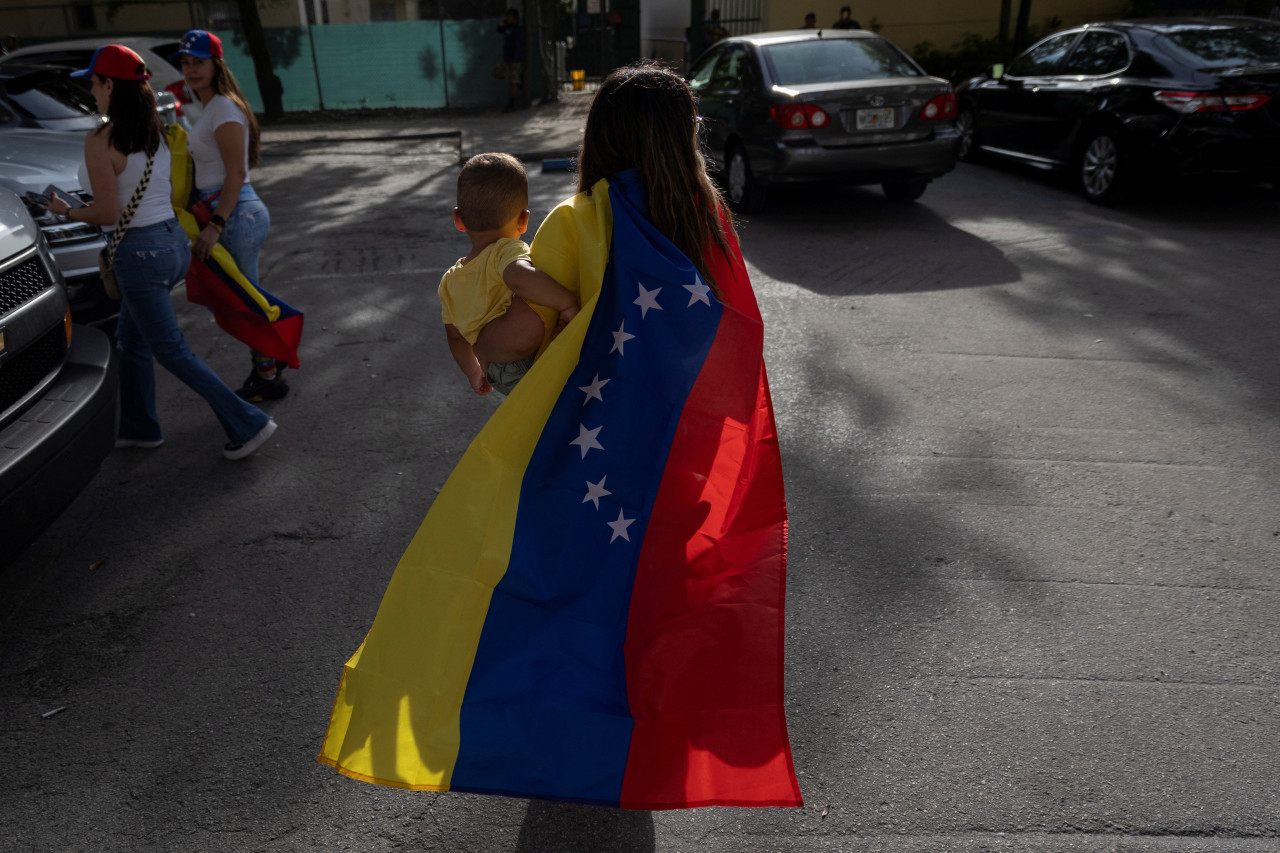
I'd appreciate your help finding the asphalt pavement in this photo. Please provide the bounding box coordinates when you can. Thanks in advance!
[2,92,1278,852]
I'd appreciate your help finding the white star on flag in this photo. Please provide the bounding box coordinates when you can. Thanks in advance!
[634,283,663,318]
[570,424,604,458]
[579,374,610,405]
[684,280,712,307]
[583,476,611,509]
[607,508,636,543]
[610,321,636,355]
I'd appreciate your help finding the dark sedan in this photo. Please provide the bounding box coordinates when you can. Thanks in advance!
[956,17,1280,203]
[688,30,960,210]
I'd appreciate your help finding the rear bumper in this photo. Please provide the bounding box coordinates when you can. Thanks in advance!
[0,325,116,564]
[1158,124,1280,178]
[760,128,959,187]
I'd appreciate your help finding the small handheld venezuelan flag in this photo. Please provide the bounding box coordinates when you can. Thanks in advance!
[319,171,800,809]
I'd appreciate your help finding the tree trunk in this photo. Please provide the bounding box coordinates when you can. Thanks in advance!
[998,0,1012,47]
[1014,0,1033,51]
[237,0,284,121]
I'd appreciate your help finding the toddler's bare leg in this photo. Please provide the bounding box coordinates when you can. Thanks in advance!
[474,297,545,364]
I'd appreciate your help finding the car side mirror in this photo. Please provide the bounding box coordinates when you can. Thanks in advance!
[989,63,1004,79]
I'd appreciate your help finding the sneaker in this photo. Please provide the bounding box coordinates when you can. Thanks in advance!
[115,437,164,449]
[235,367,290,402]
[224,418,277,461]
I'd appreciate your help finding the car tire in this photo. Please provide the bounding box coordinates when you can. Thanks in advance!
[726,144,766,213]
[882,180,928,203]
[956,105,980,162]
[1078,128,1127,205]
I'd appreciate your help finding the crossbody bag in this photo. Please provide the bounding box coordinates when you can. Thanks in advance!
[97,147,157,301]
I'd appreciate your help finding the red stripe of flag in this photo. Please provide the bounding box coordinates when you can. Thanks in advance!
[620,227,802,809]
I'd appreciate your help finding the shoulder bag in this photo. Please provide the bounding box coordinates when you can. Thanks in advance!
[97,148,156,301]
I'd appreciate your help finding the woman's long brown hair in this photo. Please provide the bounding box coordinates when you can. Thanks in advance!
[576,62,736,292]
[210,57,262,167]
[102,76,162,157]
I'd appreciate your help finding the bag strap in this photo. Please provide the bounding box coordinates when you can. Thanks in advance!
[103,146,156,265]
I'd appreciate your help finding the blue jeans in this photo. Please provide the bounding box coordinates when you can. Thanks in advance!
[195,184,274,366]
[195,184,270,288]
[113,219,270,446]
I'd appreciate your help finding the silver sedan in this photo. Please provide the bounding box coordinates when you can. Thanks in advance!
[690,29,960,210]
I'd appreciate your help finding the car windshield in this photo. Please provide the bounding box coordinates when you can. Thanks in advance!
[1155,25,1280,70]
[763,38,920,85]
[4,73,96,118]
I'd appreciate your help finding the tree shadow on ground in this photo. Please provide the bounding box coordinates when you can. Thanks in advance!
[733,184,1023,296]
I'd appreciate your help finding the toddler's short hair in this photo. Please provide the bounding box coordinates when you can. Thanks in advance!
[457,152,528,231]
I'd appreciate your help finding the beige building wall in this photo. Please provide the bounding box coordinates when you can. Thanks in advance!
[763,0,1129,51]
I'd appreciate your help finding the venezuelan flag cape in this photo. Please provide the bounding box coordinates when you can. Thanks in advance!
[165,125,303,368]
[318,170,800,809]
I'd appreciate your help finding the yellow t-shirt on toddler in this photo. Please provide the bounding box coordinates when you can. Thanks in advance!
[438,237,530,344]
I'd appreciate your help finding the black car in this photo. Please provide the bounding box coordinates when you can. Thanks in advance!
[955,17,1280,203]
[688,30,960,210]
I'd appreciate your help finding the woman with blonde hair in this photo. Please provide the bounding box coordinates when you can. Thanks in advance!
[45,44,276,459]
[175,29,293,402]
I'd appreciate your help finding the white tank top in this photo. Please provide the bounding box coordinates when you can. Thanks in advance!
[78,140,174,232]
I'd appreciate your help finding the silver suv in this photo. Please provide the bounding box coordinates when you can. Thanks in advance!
[0,127,114,327]
[0,185,115,564]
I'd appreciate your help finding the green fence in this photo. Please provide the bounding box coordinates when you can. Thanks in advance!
[216,20,508,112]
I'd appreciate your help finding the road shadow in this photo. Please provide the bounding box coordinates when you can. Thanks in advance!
[514,800,655,852]
[734,184,1023,295]
[963,150,1280,212]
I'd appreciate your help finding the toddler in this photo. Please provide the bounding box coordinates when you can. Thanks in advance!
[440,153,578,395]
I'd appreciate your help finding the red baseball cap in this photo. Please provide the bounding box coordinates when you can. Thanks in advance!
[70,44,150,81]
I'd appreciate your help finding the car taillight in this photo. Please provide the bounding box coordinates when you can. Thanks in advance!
[1153,90,1271,114]
[165,81,191,115]
[770,104,831,130]
[921,92,958,120]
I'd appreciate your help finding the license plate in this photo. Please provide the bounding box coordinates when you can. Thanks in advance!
[856,107,895,130]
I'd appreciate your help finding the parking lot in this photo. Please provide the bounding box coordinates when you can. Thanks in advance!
[1,122,1278,851]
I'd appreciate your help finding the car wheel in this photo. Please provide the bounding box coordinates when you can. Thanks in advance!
[1078,129,1127,204]
[726,145,766,213]
[882,180,928,203]
[956,106,979,161]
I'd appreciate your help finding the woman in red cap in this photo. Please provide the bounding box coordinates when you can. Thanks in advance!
[175,29,290,402]
[45,44,277,460]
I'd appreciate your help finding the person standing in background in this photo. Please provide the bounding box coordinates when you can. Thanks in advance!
[704,9,729,43]
[497,8,525,113]
[832,6,861,29]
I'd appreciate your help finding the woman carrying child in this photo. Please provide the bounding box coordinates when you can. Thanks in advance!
[45,44,276,460]
[319,62,799,809]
